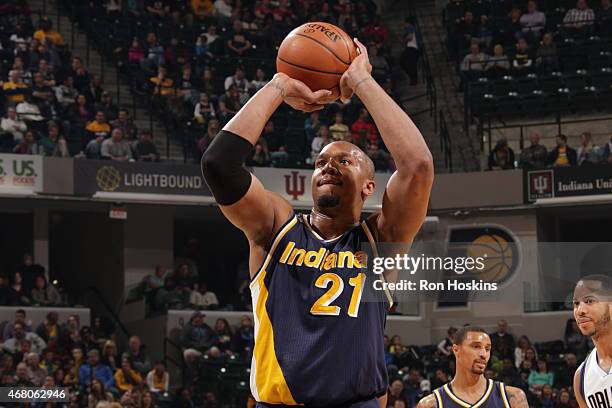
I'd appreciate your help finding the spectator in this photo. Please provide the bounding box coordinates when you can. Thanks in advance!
[84,134,104,159]
[564,319,588,358]
[35,311,63,346]
[54,76,78,110]
[514,335,536,368]
[154,277,186,311]
[512,38,534,75]
[122,335,151,377]
[102,340,119,372]
[536,33,559,73]
[95,92,119,121]
[304,111,322,145]
[197,119,220,157]
[193,93,216,125]
[563,0,595,35]
[528,359,554,392]
[25,352,46,386]
[3,70,29,104]
[437,327,457,357]
[8,272,31,305]
[39,123,62,157]
[351,108,378,147]
[14,362,34,387]
[369,45,390,83]
[246,142,271,167]
[195,34,212,69]
[232,315,254,357]
[213,318,233,354]
[1,107,28,145]
[490,320,516,358]
[199,68,219,98]
[217,85,242,125]
[181,311,218,365]
[133,130,160,162]
[2,309,31,341]
[101,128,132,161]
[189,282,219,309]
[3,322,46,354]
[556,389,573,408]
[114,357,143,393]
[88,378,114,407]
[33,17,64,46]
[78,349,114,390]
[203,24,222,56]
[404,368,425,407]
[85,111,111,141]
[71,57,91,93]
[460,43,489,78]
[431,368,451,390]
[520,1,546,42]
[224,66,249,103]
[17,95,45,130]
[31,72,54,119]
[67,94,92,131]
[176,64,198,105]
[548,134,577,167]
[366,141,391,172]
[142,32,165,73]
[519,132,548,169]
[310,125,332,164]
[387,379,410,408]
[598,0,612,36]
[451,11,478,59]
[486,44,510,77]
[604,134,612,164]
[501,8,524,45]
[142,266,167,295]
[111,109,138,141]
[146,361,169,394]
[191,0,215,19]
[475,15,494,48]
[498,358,521,386]
[226,20,253,58]
[127,37,145,66]
[488,138,516,170]
[577,131,603,165]
[150,66,174,97]
[554,353,577,389]
[329,112,350,141]
[250,68,268,92]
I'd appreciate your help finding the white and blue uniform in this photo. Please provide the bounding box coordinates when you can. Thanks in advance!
[578,348,612,408]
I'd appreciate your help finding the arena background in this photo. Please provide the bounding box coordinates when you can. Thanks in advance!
[0,0,610,407]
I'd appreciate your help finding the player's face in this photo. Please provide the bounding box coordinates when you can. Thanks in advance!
[312,142,374,209]
[453,332,491,375]
[573,281,612,338]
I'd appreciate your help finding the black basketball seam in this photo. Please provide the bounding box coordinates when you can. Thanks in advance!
[333,24,353,64]
[292,32,351,66]
[277,56,344,76]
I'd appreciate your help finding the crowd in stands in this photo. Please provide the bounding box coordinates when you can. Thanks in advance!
[0,2,161,161]
[488,131,612,170]
[384,319,592,408]
[65,0,403,170]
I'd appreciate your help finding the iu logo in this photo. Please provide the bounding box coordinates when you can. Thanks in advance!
[528,170,553,201]
[284,171,306,200]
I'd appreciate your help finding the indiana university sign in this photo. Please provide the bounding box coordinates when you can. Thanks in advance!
[526,166,612,202]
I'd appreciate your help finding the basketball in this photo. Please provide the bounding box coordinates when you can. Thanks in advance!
[276,22,358,99]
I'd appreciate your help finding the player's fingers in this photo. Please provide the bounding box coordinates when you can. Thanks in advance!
[339,75,353,101]
[354,38,368,58]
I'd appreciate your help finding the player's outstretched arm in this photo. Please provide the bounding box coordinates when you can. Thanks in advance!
[574,366,588,408]
[202,74,331,250]
[505,386,529,408]
[340,39,434,244]
[416,394,438,408]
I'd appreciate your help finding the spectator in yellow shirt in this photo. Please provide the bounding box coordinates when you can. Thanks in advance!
[33,18,65,46]
[191,0,214,19]
[329,112,350,141]
[114,357,143,393]
[85,111,112,140]
[149,67,174,96]
[3,70,30,103]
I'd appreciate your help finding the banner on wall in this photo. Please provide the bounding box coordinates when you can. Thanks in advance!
[74,160,212,196]
[526,166,612,202]
[0,154,43,192]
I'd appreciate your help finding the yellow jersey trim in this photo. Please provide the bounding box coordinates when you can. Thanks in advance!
[500,382,511,408]
[434,389,444,408]
[443,379,494,408]
[360,221,393,308]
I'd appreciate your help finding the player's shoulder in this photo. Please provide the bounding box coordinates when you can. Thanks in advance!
[504,385,528,408]
[416,393,439,408]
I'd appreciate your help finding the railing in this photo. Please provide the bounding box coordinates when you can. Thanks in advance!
[439,110,453,172]
[163,337,187,386]
[86,286,131,339]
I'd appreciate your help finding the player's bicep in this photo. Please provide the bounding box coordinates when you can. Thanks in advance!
[505,386,528,408]
[377,166,434,243]
[574,367,588,408]
[416,394,438,408]
[219,176,292,244]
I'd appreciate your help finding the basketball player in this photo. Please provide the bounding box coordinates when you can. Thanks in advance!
[417,326,528,408]
[201,39,433,407]
[573,275,612,408]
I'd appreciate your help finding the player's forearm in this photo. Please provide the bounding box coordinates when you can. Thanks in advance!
[355,78,433,173]
[223,80,283,145]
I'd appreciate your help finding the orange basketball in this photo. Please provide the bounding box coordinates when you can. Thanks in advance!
[276,22,358,99]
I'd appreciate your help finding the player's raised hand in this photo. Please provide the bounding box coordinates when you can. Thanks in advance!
[339,38,373,102]
[271,73,332,112]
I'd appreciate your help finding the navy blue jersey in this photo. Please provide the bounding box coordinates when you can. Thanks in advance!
[432,380,511,408]
[249,213,392,406]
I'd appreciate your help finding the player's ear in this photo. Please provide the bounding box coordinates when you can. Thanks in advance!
[362,179,375,198]
[452,343,460,355]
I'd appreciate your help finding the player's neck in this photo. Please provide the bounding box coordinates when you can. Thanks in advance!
[309,208,360,239]
[593,328,612,359]
[451,371,486,390]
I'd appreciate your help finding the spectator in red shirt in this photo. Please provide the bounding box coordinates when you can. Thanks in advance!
[351,108,378,147]
[364,16,389,48]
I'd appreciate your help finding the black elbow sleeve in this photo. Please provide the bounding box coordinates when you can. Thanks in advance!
[201,130,253,206]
